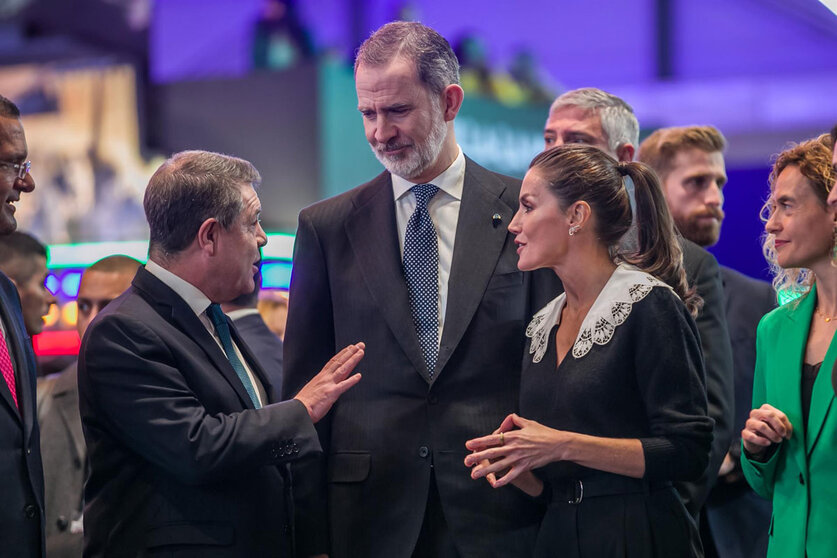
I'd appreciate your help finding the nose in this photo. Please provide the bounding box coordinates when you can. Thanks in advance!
[827,180,837,211]
[15,171,34,193]
[704,183,723,208]
[508,208,523,235]
[373,116,396,145]
[256,222,267,248]
[764,209,779,234]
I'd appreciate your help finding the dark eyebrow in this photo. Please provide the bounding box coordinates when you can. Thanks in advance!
[775,195,794,204]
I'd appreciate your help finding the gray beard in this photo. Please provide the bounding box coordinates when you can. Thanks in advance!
[371,113,448,180]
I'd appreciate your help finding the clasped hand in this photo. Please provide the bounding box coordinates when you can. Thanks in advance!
[741,403,792,457]
[464,413,566,496]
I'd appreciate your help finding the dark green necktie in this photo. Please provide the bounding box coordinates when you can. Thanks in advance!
[206,303,261,409]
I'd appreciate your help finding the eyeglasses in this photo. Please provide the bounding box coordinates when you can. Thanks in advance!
[0,160,31,180]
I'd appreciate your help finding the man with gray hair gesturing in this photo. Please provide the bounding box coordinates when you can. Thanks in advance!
[79,150,365,557]
[283,21,556,558]
[541,88,735,529]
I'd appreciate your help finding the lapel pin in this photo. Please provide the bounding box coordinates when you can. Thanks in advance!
[492,213,502,227]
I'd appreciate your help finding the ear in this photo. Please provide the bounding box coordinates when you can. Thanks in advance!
[196,218,221,256]
[616,143,635,163]
[567,200,593,228]
[441,84,464,122]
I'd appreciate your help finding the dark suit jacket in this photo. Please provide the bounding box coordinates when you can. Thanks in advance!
[282,158,558,558]
[37,362,85,557]
[720,266,776,454]
[232,312,284,392]
[676,239,735,517]
[78,267,322,557]
[0,271,45,557]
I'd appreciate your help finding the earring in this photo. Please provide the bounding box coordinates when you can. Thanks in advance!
[569,225,580,236]
[831,225,837,268]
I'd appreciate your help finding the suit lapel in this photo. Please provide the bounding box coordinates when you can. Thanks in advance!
[779,291,814,474]
[132,268,256,410]
[345,172,430,380]
[436,159,514,377]
[804,287,837,456]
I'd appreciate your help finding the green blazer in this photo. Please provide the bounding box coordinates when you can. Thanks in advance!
[741,284,837,558]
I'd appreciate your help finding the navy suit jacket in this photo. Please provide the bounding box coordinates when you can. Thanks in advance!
[283,158,559,558]
[0,271,45,557]
[79,267,321,557]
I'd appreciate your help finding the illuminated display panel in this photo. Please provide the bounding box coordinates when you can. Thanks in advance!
[35,234,295,357]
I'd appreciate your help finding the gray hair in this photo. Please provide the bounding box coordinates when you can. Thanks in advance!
[550,87,639,154]
[355,21,460,96]
[144,150,261,260]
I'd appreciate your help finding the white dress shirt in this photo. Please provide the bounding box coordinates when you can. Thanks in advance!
[145,260,266,406]
[392,146,465,343]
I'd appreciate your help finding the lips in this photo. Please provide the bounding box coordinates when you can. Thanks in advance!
[774,240,789,249]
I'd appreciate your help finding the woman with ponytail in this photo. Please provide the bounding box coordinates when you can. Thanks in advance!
[465,144,711,557]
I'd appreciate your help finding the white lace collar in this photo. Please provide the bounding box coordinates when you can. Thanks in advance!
[525,264,673,363]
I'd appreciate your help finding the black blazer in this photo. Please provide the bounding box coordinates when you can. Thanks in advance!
[675,239,735,517]
[0,271,45,557]
[78,267,321,557]
[232,312,284,394]
[717,266,776,482]
[283,158,559,558]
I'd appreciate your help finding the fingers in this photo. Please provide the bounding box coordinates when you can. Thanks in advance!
[464,445,507,467]
[509,413,529,429]
[333,372,362,396]
[465,432,504,452]
[741,428,774,449]
[333,348,365,380]
[745,404,793,442]
[489,466,522,488]
[498,414,517,432]
[470,455,516,480]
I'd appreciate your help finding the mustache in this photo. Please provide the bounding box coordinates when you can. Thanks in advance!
[374,140,411,153]
[692,206,725,221]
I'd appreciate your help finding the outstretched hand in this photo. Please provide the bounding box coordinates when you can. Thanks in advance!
[294,343,364,423]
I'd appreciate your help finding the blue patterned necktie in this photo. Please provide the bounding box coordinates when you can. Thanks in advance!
[403,184,440,377]
[206,303,262,408]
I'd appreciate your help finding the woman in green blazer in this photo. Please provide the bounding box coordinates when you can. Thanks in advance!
[741,133,837,558]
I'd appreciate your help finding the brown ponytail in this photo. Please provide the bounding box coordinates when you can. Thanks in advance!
[619,161,702,316]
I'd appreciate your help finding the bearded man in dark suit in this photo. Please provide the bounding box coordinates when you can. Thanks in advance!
[78,150,365,557]
[283,21,557,558]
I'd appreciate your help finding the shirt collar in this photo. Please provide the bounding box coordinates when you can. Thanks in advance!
[145,259,213,317]
[392,145,465,202]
